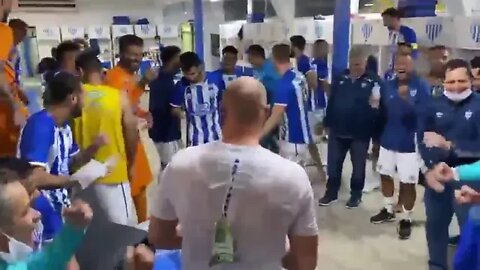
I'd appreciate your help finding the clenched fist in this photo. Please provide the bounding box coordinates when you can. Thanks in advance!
[63,200,93,230]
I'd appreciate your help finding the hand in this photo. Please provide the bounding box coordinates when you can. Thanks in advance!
[13,108,26,127]
[423,132,451,150]
[368,95,380,109]
[63,200,93,230]
[432,162,455,182]
[142,69,157,84]
[425,170,445,193]
[456,185,480,204]
[93,134,109,148]
[134,245,155,270]
[145,112,153,129]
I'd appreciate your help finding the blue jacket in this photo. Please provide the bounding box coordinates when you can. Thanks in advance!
[418,93,480,170]
[0,224,85,270]
[324,71,383,141]
[454,206,480,270]
[379,74,431,153]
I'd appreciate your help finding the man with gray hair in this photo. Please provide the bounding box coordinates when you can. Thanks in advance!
[319,45,384,208]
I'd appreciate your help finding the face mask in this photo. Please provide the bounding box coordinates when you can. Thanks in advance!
[444,89,473,102]
[0,233,33,263]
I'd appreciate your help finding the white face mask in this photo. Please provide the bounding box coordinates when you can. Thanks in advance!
[0,233,33,263]
[444,89,473,102]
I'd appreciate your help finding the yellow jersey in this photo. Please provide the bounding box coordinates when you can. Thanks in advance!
[73,83,128,184]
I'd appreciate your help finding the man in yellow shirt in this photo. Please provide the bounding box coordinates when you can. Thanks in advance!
[74,51,139,225]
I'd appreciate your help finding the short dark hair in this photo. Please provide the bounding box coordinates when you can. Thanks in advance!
[272,44,291,63]
[0,157,34,181]
[290,35,306,51]
[314,39,328,45]
[222,46,238,55]
[8,18,27,29]
[381,7,403,18]
[76,50,103,74]
[471,56,480,69]
[56,41,81,62]
[37,57,58,74]
[43,71,81,106]
[180,52,202,71]
[429,45,447,51]
[445,58,473,78]
[246,44,265,59]
[160,46,181,65]
[118,34,144,54]
[51,47,57,58]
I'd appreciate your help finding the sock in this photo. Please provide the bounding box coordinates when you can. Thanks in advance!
[384,196,394,213]
[402,205,413,221]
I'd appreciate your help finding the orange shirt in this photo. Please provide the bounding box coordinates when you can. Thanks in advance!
[104,65,152,196]
[0,23,28,157]
[104,66,149,118]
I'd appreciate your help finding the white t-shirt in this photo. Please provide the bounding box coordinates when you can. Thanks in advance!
[151,141,318,270]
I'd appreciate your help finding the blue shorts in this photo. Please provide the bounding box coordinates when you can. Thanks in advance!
[33,192,63,241]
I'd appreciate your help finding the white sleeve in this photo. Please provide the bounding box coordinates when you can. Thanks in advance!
[150,165,177,220]
[289,171,319,236]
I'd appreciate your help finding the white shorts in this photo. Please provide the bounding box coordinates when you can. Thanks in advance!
[155,140,182,166]
[94,182,137,225]
[279,141,309,166]
[376,147,421,184]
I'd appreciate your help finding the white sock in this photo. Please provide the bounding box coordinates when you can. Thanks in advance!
[402,205,413,221]
[384,196,394,213]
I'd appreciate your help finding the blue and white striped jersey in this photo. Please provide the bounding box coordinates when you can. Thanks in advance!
[275,69,313,144]
[170,73,226,146]
[18,109,79,212]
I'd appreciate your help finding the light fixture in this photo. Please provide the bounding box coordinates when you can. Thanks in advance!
[210,0,222,2]
[364,3,374,6]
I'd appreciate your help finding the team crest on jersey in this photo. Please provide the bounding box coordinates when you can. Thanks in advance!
[339,80,345,85]
[361,82,367,88]
[436,112,443,118]
[465,110,473,120]
[410,88,417,97]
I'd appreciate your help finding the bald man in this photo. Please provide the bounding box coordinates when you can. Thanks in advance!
[370,53,431,240]
[148,77,318,270]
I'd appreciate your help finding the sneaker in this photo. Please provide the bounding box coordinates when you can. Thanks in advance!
[448,235,460,246]
[370,208,396,224]
[318,195,338,206]
[345,197,362,209]
[397,219,412,240]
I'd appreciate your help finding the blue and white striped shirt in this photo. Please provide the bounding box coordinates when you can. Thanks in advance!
[18,109,79,211]
[275,69,313,144]
[170,73,226,146]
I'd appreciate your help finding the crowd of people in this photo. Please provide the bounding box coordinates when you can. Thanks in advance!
[2,2,480,269]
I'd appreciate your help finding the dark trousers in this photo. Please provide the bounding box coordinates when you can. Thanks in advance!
[325,136,369,199]
[260,128,279,154]
[425,184,471,270]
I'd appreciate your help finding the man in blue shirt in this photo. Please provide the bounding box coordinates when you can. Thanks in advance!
[311,39,329,111]
[319,46,383,208]
[170,52,225,146]
[419,59,480,270]
[211,46,246,88]
[18,72,104,242]
[370,53,431,240]
[290,35,326,181]
[382,8,417,77]
[149,46,182,169]
[247,44,280,153]
[262,44,313,166]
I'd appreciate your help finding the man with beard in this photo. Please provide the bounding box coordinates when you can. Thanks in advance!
[370,53,431,240]
[419,59,480,270]
[105,34,156,222]
[211,46,247,88]
[18,71,105,247]
[170,52,225,146]
[471,56,480,91]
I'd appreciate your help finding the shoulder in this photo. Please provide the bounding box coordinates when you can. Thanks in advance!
[266,156,312,194]
[167,144,210,172]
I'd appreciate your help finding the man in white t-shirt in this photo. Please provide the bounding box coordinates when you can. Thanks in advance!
[148,77,318,270]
